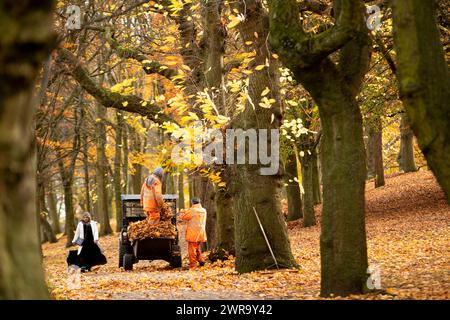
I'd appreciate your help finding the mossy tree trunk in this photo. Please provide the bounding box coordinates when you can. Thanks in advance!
[269,0,371,296]
[201,0,231,253]
[232,0,297,273]
[0,0,55,299]
[392,0,450,203]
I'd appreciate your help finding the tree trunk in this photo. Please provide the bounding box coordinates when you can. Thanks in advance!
[47,182,61,234]
[392,0,450,203]
[298,110,317,226]
[397,113,417,172]
[95,102,113,236]
[215,187,235,254]
[188,175,195,201]
[301,151,316,227]
[268,0,371,296]
[130,130,143,194]
[233,0,297,273]
[305,73,368,295]
[40,213,57,243]
[366,124,375,178]
[37,182,57,243]
[367,115,385,187]
[201,0,228,252]
[284,151,303,221]
[114,111,123,231]
[164,173,176,194]
[312,148,322,205]
[82,115,92,213]
[178,173,185,209]
[60,165,76,247]
[56,103,81,245]
[373,119,385,188]
[122,123,129,194]
[37,183,47,244]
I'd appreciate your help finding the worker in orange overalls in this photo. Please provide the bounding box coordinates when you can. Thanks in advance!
[140,167,164,224]
[179,197,207,268]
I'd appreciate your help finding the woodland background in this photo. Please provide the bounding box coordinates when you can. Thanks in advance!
[0,0,448,299]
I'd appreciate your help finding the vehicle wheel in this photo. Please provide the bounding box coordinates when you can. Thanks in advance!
[170,255,182,268]
[123,253,134,271]
[118,240,126,268]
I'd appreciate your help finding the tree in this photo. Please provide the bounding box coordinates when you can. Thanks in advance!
[114,111,124,231]
[47,180,61,234]
[268,0,371,296]
[299,111,318,227]
[366,114,385,187]
[232,0,298,273]
[56,106,81,247]
[283,150,303,221]
[0,0,54,299]
[392,0,450,203]
[397,113,417,173]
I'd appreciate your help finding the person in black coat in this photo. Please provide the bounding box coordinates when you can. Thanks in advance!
[67,212,107,272]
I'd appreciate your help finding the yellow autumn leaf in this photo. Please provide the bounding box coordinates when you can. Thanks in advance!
[227,15,241,29]
[261,87,270,96]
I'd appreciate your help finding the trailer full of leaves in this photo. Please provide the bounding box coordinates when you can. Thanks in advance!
[127,203,176,241]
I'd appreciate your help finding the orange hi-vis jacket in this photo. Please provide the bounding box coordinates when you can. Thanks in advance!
[140,175,163,220]
[179,203,207,243]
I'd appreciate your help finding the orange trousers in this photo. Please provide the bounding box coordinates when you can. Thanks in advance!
[188,242,205,268]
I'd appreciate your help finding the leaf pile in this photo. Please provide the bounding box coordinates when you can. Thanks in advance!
[127,220,177,242]
[160,202,174,221]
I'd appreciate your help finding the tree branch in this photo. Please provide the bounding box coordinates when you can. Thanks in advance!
[57,48,173,125]
[268,0,360,68]
[105,32,181,81]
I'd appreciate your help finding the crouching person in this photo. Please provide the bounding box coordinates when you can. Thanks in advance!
[179,197,207,269]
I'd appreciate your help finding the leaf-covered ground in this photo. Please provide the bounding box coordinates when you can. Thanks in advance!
[43,171,450,300]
